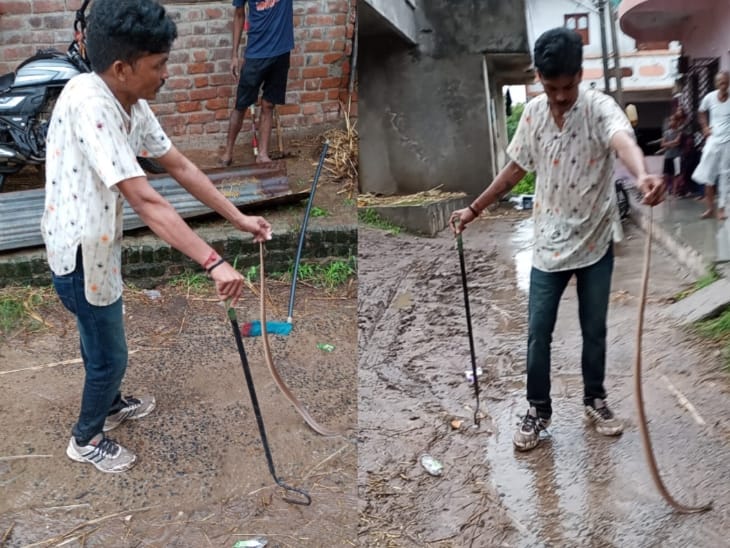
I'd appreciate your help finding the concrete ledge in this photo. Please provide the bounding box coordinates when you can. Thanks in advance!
[367,196,470,237]
[666,278,730,324]
[628,199,711,279]
[0,224,357,289]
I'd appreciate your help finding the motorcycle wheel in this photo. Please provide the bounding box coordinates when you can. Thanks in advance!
[137,157,166,174]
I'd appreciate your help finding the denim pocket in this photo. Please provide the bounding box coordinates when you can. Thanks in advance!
[52,272,81,316]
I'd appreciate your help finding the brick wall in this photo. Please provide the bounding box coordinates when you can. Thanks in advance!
[0,0,357,147]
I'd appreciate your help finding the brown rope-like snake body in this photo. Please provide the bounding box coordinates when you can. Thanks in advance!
[258,242,342,437]
[635,208,712,513]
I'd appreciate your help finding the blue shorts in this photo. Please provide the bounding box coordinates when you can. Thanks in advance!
[235,52,290,111]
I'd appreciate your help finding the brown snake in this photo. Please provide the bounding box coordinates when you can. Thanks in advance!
[635,208,712,513]
[257,242,342,437]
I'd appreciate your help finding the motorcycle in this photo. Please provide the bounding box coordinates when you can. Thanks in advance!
[0,0,164,192]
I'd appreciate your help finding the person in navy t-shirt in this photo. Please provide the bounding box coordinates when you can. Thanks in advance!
[221,0,294,165]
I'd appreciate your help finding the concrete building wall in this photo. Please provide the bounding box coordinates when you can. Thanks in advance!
[0,0,356,146]
[358,0,530,197]
[680,3,730,71]
[362,0,418,44]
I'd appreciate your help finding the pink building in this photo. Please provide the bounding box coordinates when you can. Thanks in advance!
[620,0,730,129]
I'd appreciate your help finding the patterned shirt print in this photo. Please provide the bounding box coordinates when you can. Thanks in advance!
[41,73,172,306]
[507,89,633,272]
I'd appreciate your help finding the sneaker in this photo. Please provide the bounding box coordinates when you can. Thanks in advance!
[513,406,551,451]
[104,395,156,432]
[584,398,623,436]
[66,433,137,473]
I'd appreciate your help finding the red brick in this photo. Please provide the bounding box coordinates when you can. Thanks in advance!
[277,104,301,116]
[173,91,190,102]
[305,14,335,26]
[302,104,318,115]
[188,62,215,75]
[33,0,65,13]
[323,52,344,64]
[1,2,32,14]
[177,101,201,113]
[290,54,305,67]
[327,26,346,40]
[166,78,193,91]
[192,50,209,62]
[302,66,328,79]
[194,76,210,88]
[188,112,216,124]
[190,88,217,101]
[205,98,230,110]
[320,77,343,89]
[305,80,319,91]
[204,122,222,133]
[204,7,225,19]
[301,91,326,102]
[304,40,331,53]
[188,124,204,135]
[309,28,323,40]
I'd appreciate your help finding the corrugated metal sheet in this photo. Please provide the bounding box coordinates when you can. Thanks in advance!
[0,161,291,252]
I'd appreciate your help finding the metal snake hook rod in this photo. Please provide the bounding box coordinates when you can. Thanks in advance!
[635,207,711,513]
[228,305,311,505]
[456,228,482,426]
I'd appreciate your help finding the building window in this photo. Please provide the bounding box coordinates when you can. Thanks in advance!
[565,13,589,45]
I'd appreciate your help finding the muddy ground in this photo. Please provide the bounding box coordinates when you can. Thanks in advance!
[358,207,730,547]
[0,136,358,547]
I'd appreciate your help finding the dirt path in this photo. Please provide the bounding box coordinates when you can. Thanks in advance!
[358,208,730,547]
[0,278,357,546]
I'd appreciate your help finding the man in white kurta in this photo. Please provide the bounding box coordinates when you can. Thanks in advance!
[693,71,730,220]
[450,27,664,452]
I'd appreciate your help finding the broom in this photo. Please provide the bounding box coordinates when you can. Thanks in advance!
[240,140,330,337]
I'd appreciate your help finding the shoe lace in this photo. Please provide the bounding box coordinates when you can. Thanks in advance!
[592,404,614,420]
[521,413,539,432]
[94,437,120,458]
[121,396,141,410]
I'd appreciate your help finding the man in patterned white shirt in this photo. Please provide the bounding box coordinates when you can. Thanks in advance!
[450,27,664,451]
[42,0,272,473]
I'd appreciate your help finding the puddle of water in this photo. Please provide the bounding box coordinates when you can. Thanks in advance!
[512,219,533,294]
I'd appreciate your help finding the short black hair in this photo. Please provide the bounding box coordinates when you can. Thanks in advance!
[533,27,583,79]
[86,0,177,73]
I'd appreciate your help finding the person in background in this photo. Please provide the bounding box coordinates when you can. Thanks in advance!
[220,0,294,166]
[693,71,730,220]
[660,113,682,196]
[449,27,664,452]
[42,0,272,473]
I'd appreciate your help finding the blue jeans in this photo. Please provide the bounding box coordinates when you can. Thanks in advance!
[52,252,127,445]
[526,245,613,419]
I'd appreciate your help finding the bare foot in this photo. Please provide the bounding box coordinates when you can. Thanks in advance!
[256,154,272,164]
[219,152,232,167]
[700,209,714,219]
[718,209,727,220]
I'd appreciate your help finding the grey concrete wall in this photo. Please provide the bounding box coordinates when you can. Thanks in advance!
[362,0,418,44]
[358,0,530,197]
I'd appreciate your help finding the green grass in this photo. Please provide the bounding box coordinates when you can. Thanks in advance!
[358,208,401,234]
[310,206,329,217]
[0,288,47,335]
[168,271,210,292]
[674,268,720,301]
[284,257,356,289]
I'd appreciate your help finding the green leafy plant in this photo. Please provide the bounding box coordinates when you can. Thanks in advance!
[311,206,329,217]
[358,208,401,234]
[245,265,259,283]
[512,171,536,196]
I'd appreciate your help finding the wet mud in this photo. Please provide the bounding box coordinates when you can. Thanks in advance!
[0,280,357,547]
[358,207,730,547]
